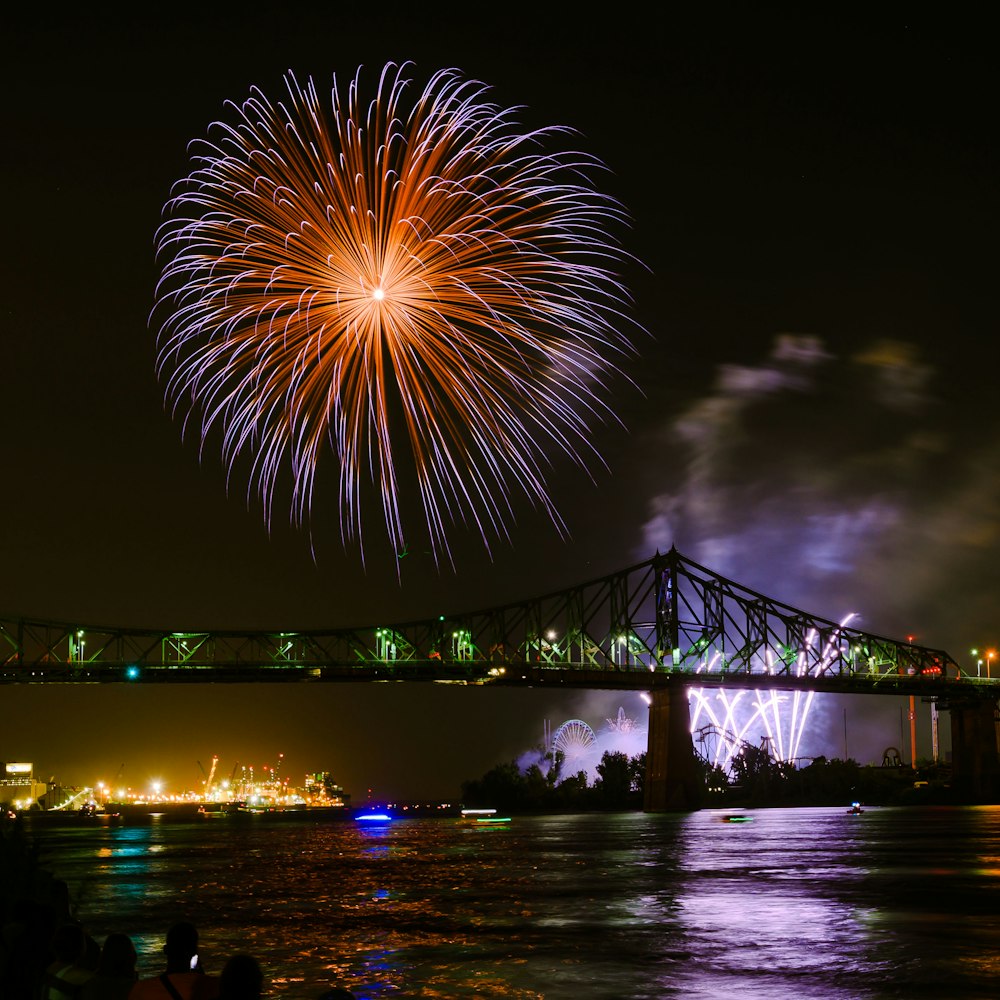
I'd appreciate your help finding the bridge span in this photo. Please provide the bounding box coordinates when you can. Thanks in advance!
[2,548,997,806]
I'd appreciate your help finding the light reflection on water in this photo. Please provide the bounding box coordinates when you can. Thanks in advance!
[24,806,1000,998]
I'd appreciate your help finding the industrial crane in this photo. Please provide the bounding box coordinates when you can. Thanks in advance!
[205,755,218,797]
[196,755,220,798]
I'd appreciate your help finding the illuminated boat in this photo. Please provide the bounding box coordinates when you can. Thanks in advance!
[460,808,510,825]
[847,802,865,815]
[224,800,270,815]
[354,811,392,823]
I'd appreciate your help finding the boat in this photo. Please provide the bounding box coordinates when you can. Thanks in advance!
[460,808,496,820]
[223,800,269,816]
[460,808,510,825]
[847,801,864,815]
[354,811,392,823]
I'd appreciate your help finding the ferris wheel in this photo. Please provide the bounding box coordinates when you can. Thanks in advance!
[551,719,597,762]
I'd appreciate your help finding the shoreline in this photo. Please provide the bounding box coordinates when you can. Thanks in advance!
[16,802,356,824]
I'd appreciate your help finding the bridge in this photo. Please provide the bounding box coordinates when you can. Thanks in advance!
[2,548,996,806]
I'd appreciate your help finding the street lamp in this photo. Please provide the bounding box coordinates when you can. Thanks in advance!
[970,648,994,679]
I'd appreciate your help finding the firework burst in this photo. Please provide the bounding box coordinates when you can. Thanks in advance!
[152,62,642,563]
[689,615,859,770]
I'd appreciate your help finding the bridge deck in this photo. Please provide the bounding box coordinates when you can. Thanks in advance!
[1,549,980,699]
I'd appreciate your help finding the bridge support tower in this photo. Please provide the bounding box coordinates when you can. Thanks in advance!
[643,678,700,812]
[948,696,1000,803]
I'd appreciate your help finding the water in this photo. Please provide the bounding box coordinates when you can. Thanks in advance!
[23,807,1000,999]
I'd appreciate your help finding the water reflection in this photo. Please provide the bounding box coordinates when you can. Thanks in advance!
[24,807,1000,998]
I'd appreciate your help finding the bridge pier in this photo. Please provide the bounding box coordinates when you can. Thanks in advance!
[949,696,1000,803]
[643,678,700,812]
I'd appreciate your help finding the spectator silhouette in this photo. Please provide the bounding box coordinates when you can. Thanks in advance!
[39,921,94,999]
[219,954,263,999]
[130,922,220,1000]
[78,933,138,1000]
[1,897,59,1000]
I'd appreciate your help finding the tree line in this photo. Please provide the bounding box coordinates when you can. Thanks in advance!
[461,745,953,812]
[461,750,646,812]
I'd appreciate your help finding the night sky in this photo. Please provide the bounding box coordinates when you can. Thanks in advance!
[3,9,996,800]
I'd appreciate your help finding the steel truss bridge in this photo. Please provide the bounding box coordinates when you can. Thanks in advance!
[0,548,981,698]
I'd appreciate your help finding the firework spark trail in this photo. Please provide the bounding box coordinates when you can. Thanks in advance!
[690,614,857,770]
[152,62,642,563]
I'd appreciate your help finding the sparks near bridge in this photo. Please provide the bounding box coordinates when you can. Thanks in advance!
[151,62,643,565]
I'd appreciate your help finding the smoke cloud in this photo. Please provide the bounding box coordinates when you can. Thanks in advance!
[640,333,997,654]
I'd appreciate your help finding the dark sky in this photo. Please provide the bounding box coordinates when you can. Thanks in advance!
[2,8,996,800]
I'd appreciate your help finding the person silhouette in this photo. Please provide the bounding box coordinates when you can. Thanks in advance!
[39,920,97,1000]
[219,954,263,999]
[130,922,220,1000]
[79,933,138,1000]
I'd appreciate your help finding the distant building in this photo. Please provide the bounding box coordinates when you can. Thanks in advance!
[0,762,48,809]
[304,771,350,807]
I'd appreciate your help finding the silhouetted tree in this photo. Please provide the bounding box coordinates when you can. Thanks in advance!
[546,750,565,786]
[594,751,633,808]
[628,752,646,799]
[522,763,550,809]
[461,761,524,812]
[554,771,590,808]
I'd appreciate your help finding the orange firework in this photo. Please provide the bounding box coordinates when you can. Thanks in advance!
[152,62,642,563]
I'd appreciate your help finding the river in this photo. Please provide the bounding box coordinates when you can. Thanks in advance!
[21,806,1000,999]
